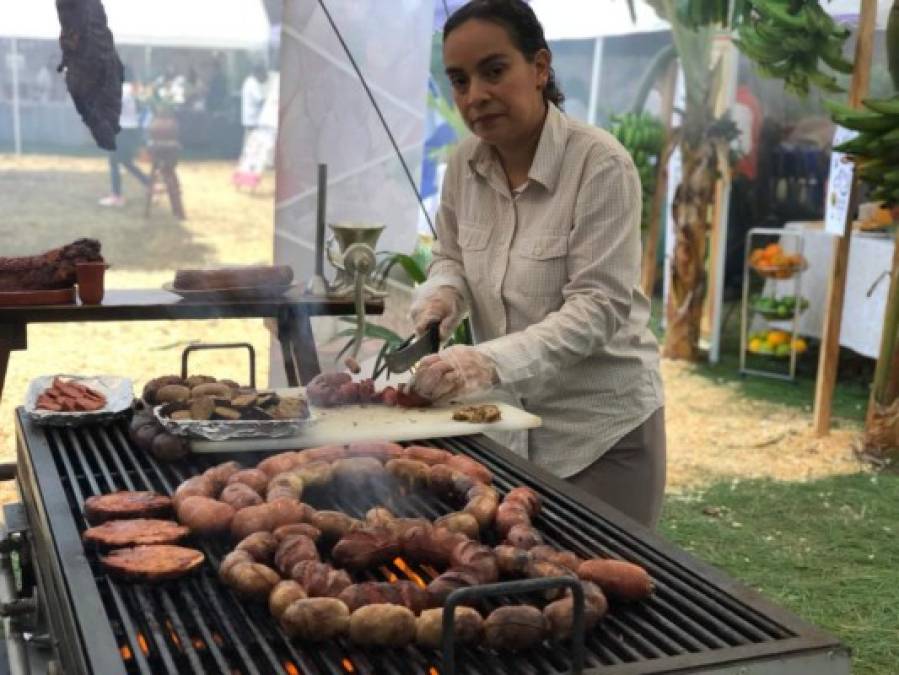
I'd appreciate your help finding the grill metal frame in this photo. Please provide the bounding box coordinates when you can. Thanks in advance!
[11,409,850,675]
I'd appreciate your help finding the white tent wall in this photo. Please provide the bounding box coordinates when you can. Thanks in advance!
[0,0,269,153]
[271,0,433,383]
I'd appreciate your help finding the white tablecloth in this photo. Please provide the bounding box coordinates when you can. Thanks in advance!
[765,222,894,358]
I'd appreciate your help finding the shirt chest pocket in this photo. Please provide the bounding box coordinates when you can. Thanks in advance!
[458,223,492,279]
[511,235,569,297]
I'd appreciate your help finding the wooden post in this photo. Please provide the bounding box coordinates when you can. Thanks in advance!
[641,60,678,297]
[812,0,878,435]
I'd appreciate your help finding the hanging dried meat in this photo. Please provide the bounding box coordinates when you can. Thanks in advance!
[56,0,123,150]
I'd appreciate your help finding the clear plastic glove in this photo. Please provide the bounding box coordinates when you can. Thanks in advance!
[409,285,465,341]
[411,345,497,403]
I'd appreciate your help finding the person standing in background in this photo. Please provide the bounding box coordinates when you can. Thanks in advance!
[240,64,269,142]
[99,66,149,207]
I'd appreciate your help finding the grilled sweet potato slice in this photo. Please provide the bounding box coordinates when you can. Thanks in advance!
[83,519,189,547]
[84,491,173,525]
[101,545,204,582]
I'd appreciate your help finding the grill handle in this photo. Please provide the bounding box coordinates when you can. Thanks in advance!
[441,576,586,675]
[181,343,256,389]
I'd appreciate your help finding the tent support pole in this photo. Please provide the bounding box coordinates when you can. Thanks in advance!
[813,0,878,436]
[11,38,21,156]
[587,37,604,126]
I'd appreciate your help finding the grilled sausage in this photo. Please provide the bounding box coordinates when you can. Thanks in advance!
[526,560,576,601]
[176,496,235,536]
[308,510,363,542]
[385,458,431,490]
[219,482,264,511]
[296,444,347,465]
[415,607,483,649]
[273,523,322,543]
[505,524,543,550]
[257,451,301,478]
[426,566,482,606]
[401,445,453,466]
[230,501,310,540]
[446,455,492,484]
[400,525,468,567]
[265,472,304,503]
[543,582,608,641]
[484,606,547,651]
[274,535,320,575]
[269,580,307,620]
[576,559,654,601]
[365,507,395,528]
[434,512,480,539]
[290,560,353,598]
[449,541,499,584]
[331,528,400,570]
[227,562,281,599]
[219,550,253,584]
[235,531,280,565]
[338,581,429,614]
[494,545,533,577]
[226,469,270,496]
[349,604,417,648]
[201,461,243,492]
[503,486,541,518]
[494,502,531,538]
[529,546,582,573]
[292,460,333,487]
[463,490,500,530]
[173,476,217,509]
[280,598,350,641]
[346,441,404,461]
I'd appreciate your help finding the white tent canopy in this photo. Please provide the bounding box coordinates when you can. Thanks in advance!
[532,0,891,41]
[0,0,270,50]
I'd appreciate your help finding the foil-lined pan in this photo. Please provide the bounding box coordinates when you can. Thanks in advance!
[25,375,134,427]
[154,403,315,441]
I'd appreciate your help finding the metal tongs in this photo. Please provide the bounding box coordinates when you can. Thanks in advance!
[373,322,441,379]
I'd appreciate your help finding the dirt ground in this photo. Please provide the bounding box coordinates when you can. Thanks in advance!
[0,154,866,504]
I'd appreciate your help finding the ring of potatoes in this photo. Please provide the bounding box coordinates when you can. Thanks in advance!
[174,441,654,650]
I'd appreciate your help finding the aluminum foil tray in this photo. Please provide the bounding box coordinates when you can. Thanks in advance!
[153,403,315,441]
[25,375,134,427]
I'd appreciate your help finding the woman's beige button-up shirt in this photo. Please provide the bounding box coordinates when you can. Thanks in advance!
[425,103,664,478]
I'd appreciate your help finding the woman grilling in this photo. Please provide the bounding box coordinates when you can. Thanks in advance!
[410,0,666,528]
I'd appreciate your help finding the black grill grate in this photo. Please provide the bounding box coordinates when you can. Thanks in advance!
[15,411,843,675]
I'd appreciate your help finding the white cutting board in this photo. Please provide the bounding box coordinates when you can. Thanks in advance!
[189,397,541,454]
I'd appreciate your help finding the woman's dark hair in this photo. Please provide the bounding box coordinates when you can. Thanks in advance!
[444,0,565,108]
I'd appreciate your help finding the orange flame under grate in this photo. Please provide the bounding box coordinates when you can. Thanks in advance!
[212,632,225,646]
[342,658,355,672]
[393,557,428,589]
[429,668,440,675]
[120,646,133,661]
[136,633,150,656]
[193,637,206,650]
[283,661,301,675]
[165,620,181,650]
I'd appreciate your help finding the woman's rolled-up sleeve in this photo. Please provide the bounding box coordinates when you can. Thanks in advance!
[478,154,642,387]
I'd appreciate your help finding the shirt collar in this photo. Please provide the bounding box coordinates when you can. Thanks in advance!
[466,102,568,193]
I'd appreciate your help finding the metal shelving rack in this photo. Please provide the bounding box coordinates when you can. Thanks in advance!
[739,227,807,381]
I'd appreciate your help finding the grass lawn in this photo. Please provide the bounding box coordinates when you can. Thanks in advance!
[660,472,899,675]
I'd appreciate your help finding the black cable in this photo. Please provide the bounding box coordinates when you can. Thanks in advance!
[317,0,437,238]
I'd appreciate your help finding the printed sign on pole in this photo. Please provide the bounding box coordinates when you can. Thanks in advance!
[824,125,858,236]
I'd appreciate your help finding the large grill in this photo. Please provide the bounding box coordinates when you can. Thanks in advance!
[9,409,849,675]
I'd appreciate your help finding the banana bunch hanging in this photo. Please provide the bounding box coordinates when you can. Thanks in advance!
[735,0,853,97]
[828,96,899,206]
[609,112,666,230]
